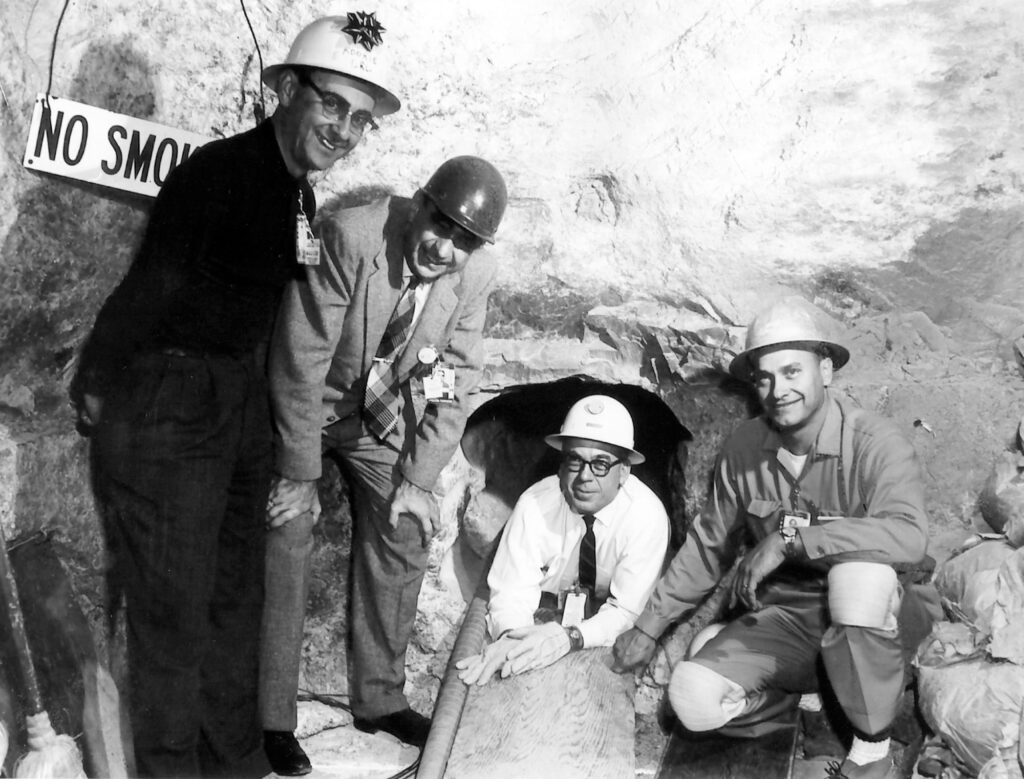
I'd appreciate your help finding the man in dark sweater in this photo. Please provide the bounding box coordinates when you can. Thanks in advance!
[70,14,399,778]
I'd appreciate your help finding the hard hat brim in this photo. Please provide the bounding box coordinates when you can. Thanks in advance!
[261,64,401,116]
[728,339,850,382]
[544,434,646,466]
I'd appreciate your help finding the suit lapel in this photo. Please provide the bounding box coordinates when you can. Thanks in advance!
[393,272,459,379]
[362,241,402,372]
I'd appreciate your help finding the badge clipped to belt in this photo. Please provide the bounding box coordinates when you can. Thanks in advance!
[417,346,455,403]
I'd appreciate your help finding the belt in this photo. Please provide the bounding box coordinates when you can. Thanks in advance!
[158,345,244,361]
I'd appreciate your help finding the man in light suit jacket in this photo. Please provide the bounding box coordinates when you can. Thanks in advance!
[263,156,507,760]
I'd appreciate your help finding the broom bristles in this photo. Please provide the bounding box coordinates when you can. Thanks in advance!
[14,711,87,779]
[0,720,8,771]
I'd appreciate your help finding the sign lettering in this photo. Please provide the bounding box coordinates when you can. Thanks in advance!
[23,94,213,198]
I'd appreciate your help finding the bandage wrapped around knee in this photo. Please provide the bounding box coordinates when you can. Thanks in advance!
[685,621,728,660]
[827,561,900,630]
[668,661,748,732]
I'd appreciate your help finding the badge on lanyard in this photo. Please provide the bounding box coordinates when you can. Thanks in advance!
[295,210,321,266]
[561,587,587,627]
[781,510,812,529]
[295,189,320,266]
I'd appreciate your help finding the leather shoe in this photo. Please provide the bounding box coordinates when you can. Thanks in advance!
[263,730,312,776]
[353,708,431,747]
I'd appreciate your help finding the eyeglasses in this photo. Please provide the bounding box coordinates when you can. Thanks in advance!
[295,70,378,135]
[562,453,622,477]
[425,201,485,252]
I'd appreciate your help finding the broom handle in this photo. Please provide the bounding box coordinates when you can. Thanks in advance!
[0,526,45,714]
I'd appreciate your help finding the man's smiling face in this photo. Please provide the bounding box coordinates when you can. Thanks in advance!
[277,68,375,174]
[752,348,832,433]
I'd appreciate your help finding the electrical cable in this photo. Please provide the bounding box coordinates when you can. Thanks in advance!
[295,688,421,779]
[238,0,266,124]
[43,0,73,107]
[384,755,420,779]
[296,689,352,715]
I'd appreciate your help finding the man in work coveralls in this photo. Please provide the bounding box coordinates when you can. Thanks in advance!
[613,297,939,779]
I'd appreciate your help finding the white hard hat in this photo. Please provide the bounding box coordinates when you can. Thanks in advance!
[261,13,401,116]
[545,395,645,465]
[728,296,849,381]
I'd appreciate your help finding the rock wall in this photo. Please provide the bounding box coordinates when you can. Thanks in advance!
[1,0,1023,720]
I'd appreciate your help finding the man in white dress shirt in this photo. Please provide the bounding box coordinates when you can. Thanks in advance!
[457,394,670,684]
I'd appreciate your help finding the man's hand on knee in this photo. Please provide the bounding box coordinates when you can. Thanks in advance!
[611,627,657,673]
[388,479,439,546]
[267,477,320,529]
[456,635,518,686]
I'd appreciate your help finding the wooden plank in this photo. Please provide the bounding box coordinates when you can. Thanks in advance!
[446,648,635,779]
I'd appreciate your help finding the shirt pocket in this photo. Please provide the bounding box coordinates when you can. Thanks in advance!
[744,498,783,542]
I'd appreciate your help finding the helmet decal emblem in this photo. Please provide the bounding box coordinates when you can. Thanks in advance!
[585,399,604,415]
[341,11,386,51]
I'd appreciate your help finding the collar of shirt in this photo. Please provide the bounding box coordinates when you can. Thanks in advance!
[760,391,842,460]
[400,264,432,319]
[256,118,305,186]
[573,509,610,529]
[569,483,634,529]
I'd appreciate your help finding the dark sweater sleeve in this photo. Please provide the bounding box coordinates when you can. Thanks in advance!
[71,156,214,401]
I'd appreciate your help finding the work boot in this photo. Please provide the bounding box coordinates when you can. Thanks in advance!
[824,756,898,779]
[263,730,312,776]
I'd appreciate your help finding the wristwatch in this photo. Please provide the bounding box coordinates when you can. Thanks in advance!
[779,522,798,558]
[565,625,584,652]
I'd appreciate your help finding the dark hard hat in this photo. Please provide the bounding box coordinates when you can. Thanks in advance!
[422,156,508,244]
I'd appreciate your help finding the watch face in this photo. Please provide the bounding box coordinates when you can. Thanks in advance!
[568,626,583,650]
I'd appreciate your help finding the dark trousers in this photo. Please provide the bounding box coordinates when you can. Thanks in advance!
[95,352,272,778]
[692,573,935,739]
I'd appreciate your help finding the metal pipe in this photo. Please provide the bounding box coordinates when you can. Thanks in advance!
[417,583,490,779]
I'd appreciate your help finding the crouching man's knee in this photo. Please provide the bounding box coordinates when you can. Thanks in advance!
[828,562,900,631]
[668,661,748,732]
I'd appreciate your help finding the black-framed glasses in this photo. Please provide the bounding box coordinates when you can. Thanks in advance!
[562,453,622,477]
[425,200,484,252]
[295,70,378,135]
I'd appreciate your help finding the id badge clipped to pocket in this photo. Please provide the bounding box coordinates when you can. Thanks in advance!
[781,510,812,530]
[422,362,456,403]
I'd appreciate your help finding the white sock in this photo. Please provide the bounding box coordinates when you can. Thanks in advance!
[847,736,890,765]
[798,693,822,712]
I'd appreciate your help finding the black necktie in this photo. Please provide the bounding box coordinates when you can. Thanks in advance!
[579,513,597,594]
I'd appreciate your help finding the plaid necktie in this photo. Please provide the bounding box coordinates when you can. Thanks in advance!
[363,280,418,439]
